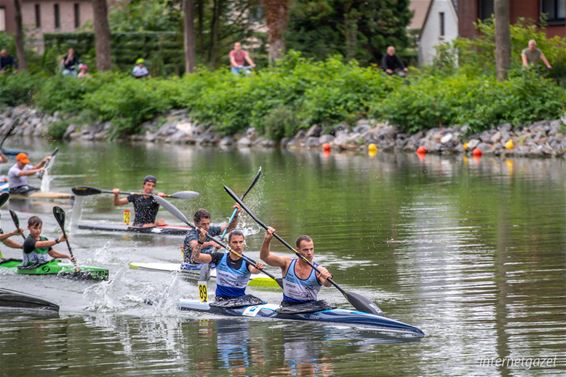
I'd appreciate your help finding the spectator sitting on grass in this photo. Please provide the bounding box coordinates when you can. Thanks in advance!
[381,46,408,77]
[61,48,79,77]
[521,39,552,70]
[77,64,91,79]
[132,58,150,79]
[0,49,16,72]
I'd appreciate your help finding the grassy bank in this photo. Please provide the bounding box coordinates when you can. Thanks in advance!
[1,52,565,140]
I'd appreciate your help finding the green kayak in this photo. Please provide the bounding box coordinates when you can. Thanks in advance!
[0,258,109,281]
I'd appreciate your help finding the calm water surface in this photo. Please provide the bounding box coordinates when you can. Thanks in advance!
[0,140,564,376]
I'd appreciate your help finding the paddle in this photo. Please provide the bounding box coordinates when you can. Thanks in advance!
[37,148,59,180]
[224,185,383,315]
[53,206,79,272]
[153,195,283,288]
[0,193,9,258]
[0,119,19,152]
[8,210,25,241]
[71,186,200,200]
[220,166,262,240]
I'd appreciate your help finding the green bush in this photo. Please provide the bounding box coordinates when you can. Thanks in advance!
[0,72,40,106]
[47,120,70,140]
[263,106,299,140]
[83,77,175,137]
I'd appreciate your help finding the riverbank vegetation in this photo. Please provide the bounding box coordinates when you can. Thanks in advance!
[0,22,564,140]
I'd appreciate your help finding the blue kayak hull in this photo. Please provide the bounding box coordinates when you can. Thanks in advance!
[178,299,424,337]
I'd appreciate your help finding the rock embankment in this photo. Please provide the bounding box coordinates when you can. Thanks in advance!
[1,106,564,158]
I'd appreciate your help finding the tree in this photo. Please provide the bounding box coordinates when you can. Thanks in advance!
[93,0,112,71]
[262,0,291,63]
[286,0,412,65]
[13,0,26,69]
[494,0,511,81]
[183,0,197,72]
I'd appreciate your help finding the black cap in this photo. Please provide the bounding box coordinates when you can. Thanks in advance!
[143,175,157,184]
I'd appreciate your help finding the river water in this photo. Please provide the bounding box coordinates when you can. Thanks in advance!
[0,140,564,376]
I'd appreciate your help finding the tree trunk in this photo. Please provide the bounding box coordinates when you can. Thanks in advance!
[262,0,290,64]
[494,0,510,81]
[208,0,223,66]
[183,0,197,73]
[14,0,27,70]
[92,0,112,71]
[197,0,204,52]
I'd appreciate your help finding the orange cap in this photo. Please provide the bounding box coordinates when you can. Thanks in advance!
[15,153,30,164]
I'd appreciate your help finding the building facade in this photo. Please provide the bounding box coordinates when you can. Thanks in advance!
[459,0,566,38]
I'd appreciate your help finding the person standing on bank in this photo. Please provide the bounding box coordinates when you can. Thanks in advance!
[112,175,166,227]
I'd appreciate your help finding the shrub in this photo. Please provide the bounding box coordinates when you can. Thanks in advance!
[47,120,70,140]
[0,72,40,106]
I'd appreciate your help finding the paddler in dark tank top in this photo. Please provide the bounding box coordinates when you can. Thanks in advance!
[112,175,165,227]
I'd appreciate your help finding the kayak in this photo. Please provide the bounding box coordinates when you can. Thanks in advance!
[2,148,24,157]
[178,299,425,337]
[79,221,190,236]
[129,261,280,288]
[9,192,74,200]
[0,258,109,281]
[0,288,59,312]
[0,182,7,193]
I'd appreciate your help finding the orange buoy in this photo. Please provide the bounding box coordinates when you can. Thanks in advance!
[416,146,427,155]
[472,147,482,157]
[322,143,331,152]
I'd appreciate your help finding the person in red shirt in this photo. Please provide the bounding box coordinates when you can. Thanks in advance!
[229,42,255,75]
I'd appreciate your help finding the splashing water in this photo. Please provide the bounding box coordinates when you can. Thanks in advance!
[40,170,51,192]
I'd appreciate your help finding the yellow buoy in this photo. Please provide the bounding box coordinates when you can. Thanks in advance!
[504,139,514,150]
[463,142,469,151]
[368,144,377,153]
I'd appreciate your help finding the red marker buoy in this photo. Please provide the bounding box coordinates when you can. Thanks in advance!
[416,146,427,155]
[472,148,482,157]
[322,143,331,153]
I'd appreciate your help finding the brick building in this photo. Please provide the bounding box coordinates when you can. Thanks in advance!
[459,0,566,38]
[0,0,94,51]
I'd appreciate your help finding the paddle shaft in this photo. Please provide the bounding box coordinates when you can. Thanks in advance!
[153,195,281,286]
[224,186,347,294]
[0,120,19,150]
[38,148,59,179]
[220,167,262,239]
[77,187,188,199]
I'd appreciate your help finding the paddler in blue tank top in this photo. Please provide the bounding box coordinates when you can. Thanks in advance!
[191,229,265,305]
[261,227,333,309]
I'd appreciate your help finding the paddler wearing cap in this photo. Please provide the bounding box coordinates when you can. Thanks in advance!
[8,152,52,195]
[112,175,166,227]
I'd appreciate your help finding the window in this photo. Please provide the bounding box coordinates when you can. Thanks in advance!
[439,12,445,37]
[54,3,60,29]
[478,0,494,21]
[0,8,5,32]
[541,0,566,24]
[74,3,80,28]
[35,4,41,28]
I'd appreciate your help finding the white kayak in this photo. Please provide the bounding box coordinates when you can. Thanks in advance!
[129,261,280,288]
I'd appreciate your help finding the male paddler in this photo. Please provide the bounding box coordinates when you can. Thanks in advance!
[8,152,52,195]
[261,227,333,310]
[191,229,265,305]
[21,216,73,267]
[112,175,165,227]
[183,208,240,264]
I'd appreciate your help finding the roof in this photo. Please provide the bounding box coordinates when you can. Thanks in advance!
[409,0,433,31]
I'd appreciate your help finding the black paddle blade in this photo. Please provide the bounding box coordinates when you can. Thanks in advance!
[345,291,382,315]
[71,186,101,196]
[9,209,19,228]
[241,166,263,199]
[152,195,193,226]
[53,206,66,228]
[0,192,9,208]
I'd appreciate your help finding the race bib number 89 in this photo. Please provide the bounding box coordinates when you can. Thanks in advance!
[198,281,208,303]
